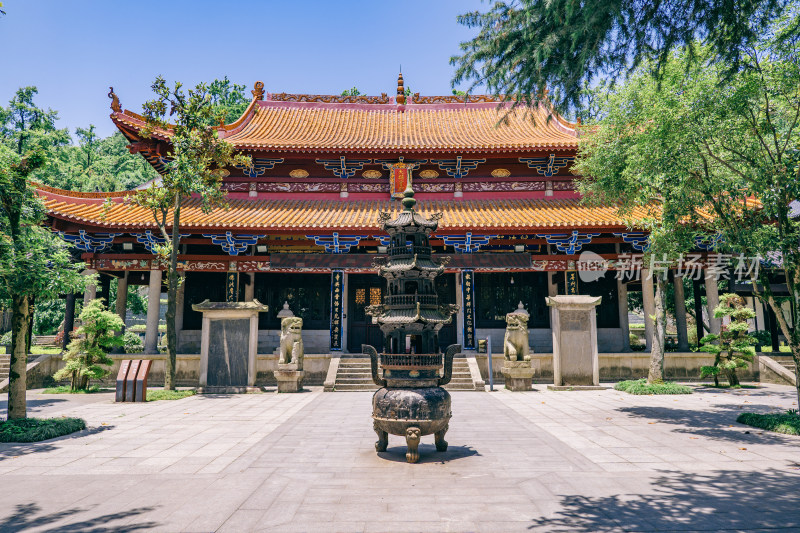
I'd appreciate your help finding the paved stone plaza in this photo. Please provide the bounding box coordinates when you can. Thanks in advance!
[1,384,799,532]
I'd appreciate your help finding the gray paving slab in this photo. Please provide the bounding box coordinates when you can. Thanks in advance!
[0,383,799,531]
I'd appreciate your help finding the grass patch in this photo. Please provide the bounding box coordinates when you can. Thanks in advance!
[737,412,800,436]
[41,385,111,394]
[146,389,196,401]
[614,379,693,395]
[29,346,62,355]
[0,417,86,442]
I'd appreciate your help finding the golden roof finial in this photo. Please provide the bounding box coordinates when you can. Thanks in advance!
[396,71,406,105]
[108,87,121,113]
[252,81,265,100]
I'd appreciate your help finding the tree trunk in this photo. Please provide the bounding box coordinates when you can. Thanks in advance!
[647,277,667,383]
[164,196,181,391]
[724,366,740,387]
[25,295,35,355]
[764,297,800,407]
[7,295,32,420]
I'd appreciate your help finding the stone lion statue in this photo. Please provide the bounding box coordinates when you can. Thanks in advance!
[504,312,531,362]
[278,316,304,369]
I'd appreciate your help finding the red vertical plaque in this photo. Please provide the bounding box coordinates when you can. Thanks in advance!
[389,162,412,199]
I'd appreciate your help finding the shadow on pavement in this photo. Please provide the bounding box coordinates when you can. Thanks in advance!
[0,425,114,461]
[378,444,480,464]
[617,404,800,444]
[528,468,800,531]
[0,502,159,532]
[0,398,68,418]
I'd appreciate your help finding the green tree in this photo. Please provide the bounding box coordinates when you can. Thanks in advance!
[207,77,250,125]
[575,15,800,400]
[132,77,250,390]
[450,0,789,114]
[341,87,362,96]
[700,294,756,387]
[0,88,88,419]
[54,299,123,390]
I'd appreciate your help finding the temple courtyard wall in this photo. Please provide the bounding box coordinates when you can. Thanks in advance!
[21,351,764,390]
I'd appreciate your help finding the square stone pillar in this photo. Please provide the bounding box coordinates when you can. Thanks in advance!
[115,272,128,326]
[193,300,269,392]
[546,295,602,386]
[144,269,162,354]
[617,278,631,352]
[673,274,690,351]
[704,270,721,335]
[82,269,98,306]
[641,268,655,351]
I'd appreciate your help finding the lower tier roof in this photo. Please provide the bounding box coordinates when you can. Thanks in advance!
[38,186,654,233]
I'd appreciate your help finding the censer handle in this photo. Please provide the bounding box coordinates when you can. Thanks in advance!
[438,344,461,386]
[363,344,386,387]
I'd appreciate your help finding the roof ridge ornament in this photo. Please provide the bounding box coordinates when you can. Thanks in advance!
[252,81,265,100]
[108,87,121,113]
[396,72,406,106]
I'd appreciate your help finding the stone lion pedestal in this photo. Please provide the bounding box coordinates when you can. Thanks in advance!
[273,316,305,393]
[501,303,536,391]
[546,295,603,389]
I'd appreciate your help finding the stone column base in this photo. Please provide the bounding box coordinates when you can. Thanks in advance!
[501,361,535,391]
[274,365,304,393]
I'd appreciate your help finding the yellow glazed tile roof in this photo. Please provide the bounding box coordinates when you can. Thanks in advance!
[111,99,579,153]
[221,101,578,152]
[39,187,647,232]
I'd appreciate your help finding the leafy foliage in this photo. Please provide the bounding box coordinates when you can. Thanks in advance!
[574,13,800,401]
[737,412,800,435]
[700,294,756,386]
[123,331,143,354]
[54,299,123,391]
[0,87,89,419]
[131,77,250,389]
[207,77,250,125]
[450,0,789,115]
[0,417,85,442]
[614,378,693,395]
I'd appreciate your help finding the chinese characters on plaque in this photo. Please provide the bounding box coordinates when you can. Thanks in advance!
[330,270,343,350]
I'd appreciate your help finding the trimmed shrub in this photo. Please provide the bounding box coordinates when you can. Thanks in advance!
[0,417,86,442]
[615,378,693,395]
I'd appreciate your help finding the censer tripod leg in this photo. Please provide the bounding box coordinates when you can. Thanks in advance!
[374,421,388,452]
[435,424,449,452]
[405,427,421,463]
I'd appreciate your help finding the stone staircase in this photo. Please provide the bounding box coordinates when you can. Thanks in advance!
[444,357,478,391]
[770,354,797,375]
[0,353,9,383]
[333,357,377,391]
[331,356,480,391]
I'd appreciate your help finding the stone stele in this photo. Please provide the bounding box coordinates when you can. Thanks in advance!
[192,299,269,393]
[546,295,602,387]
[501,303,535,391]
[274,316,305,393]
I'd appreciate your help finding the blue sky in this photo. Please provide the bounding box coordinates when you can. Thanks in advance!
[0,0,487,138]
